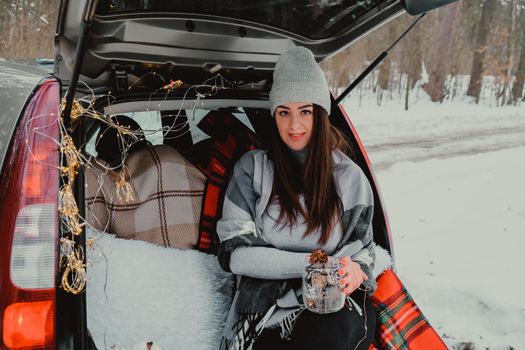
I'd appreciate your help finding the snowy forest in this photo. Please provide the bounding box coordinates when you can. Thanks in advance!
[320,0,525,107]
[1,0,525,107]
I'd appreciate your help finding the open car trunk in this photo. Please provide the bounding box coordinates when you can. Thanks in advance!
[76,87,393,349]
[53,0,458,348]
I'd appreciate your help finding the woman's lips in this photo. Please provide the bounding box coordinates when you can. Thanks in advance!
[288,132,305,141]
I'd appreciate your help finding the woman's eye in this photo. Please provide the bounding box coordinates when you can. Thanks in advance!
[279,111,288,116]
[302,110,312,115]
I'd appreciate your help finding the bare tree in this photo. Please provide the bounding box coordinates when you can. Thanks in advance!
[501,0,518,105]
[376,20,401,104]
[400,17,422,110]
[377,58,392,91]
[422,1,463,102]
[511,11,525,102]
[466,0,496,103]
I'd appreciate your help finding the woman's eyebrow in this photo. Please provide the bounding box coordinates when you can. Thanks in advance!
[277,104,313,110]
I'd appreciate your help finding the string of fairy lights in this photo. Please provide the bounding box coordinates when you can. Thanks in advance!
[25,73,238,294]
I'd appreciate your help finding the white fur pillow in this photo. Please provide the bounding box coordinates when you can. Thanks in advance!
[85,229,392,350]
[86,228,233,350]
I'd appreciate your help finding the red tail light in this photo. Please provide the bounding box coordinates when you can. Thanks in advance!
[3,301,54,349]
[0,80,59,349]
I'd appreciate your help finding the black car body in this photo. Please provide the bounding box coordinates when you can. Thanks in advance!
[0,0,456,349]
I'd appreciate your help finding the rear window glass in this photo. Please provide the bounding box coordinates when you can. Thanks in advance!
[96,0,393,39]
[85,108,255,157]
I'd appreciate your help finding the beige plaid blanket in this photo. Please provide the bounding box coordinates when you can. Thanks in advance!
[85,144,206,249]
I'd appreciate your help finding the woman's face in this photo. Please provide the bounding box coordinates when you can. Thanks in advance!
[274,102,314,151]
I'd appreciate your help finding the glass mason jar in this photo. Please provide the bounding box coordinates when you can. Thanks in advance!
[302,256,345,314]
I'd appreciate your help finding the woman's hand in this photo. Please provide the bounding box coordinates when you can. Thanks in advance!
[337,256,369,295]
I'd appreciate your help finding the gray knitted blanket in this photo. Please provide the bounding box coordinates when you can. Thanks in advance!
[217,149,376,350]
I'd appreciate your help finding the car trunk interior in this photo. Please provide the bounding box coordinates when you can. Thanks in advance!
[63,75,392,347]
[81,85,391,250]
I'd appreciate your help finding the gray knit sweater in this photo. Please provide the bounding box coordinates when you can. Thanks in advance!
[217,148,376,349]
[229,148,343,280]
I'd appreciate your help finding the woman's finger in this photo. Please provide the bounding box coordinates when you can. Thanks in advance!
[340,256,351,266]
[338,273,351,286]
[361,270,369,281]
[342,273,357,293]
[344,284,357,295]
[338,272,353,289]
[339,269,370,296]
[337,265,351,277]
[351,269,363,287]
[338,259,370,294]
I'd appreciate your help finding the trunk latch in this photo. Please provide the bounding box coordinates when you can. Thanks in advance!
[114,69,129,91]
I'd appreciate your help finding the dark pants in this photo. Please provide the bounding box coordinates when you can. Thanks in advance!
[253,289,376,350]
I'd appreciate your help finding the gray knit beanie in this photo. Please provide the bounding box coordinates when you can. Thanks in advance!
[269,46,331,116]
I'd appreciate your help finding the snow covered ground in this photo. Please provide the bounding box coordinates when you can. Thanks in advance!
[343,94,525,349]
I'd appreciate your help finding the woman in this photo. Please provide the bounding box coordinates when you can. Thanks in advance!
[217,46,376,350]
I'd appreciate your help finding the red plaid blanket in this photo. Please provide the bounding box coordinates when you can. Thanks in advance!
[193,111,259,253]
[369,269,447,350]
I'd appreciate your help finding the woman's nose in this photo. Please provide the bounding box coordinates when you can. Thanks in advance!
[289,113,301,129]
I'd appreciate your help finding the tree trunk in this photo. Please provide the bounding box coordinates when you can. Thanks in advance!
[466,0,496,102]
[377,59,391,91]
[405,22,422,90]
[502,0,518,105]
[422,2,462,102]
[405,75,410,111]
[511,14,525,102]
[376,20,400,93]
[402,20,422,110]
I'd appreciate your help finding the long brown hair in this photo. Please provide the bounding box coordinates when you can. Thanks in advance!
[268,104,349,245]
